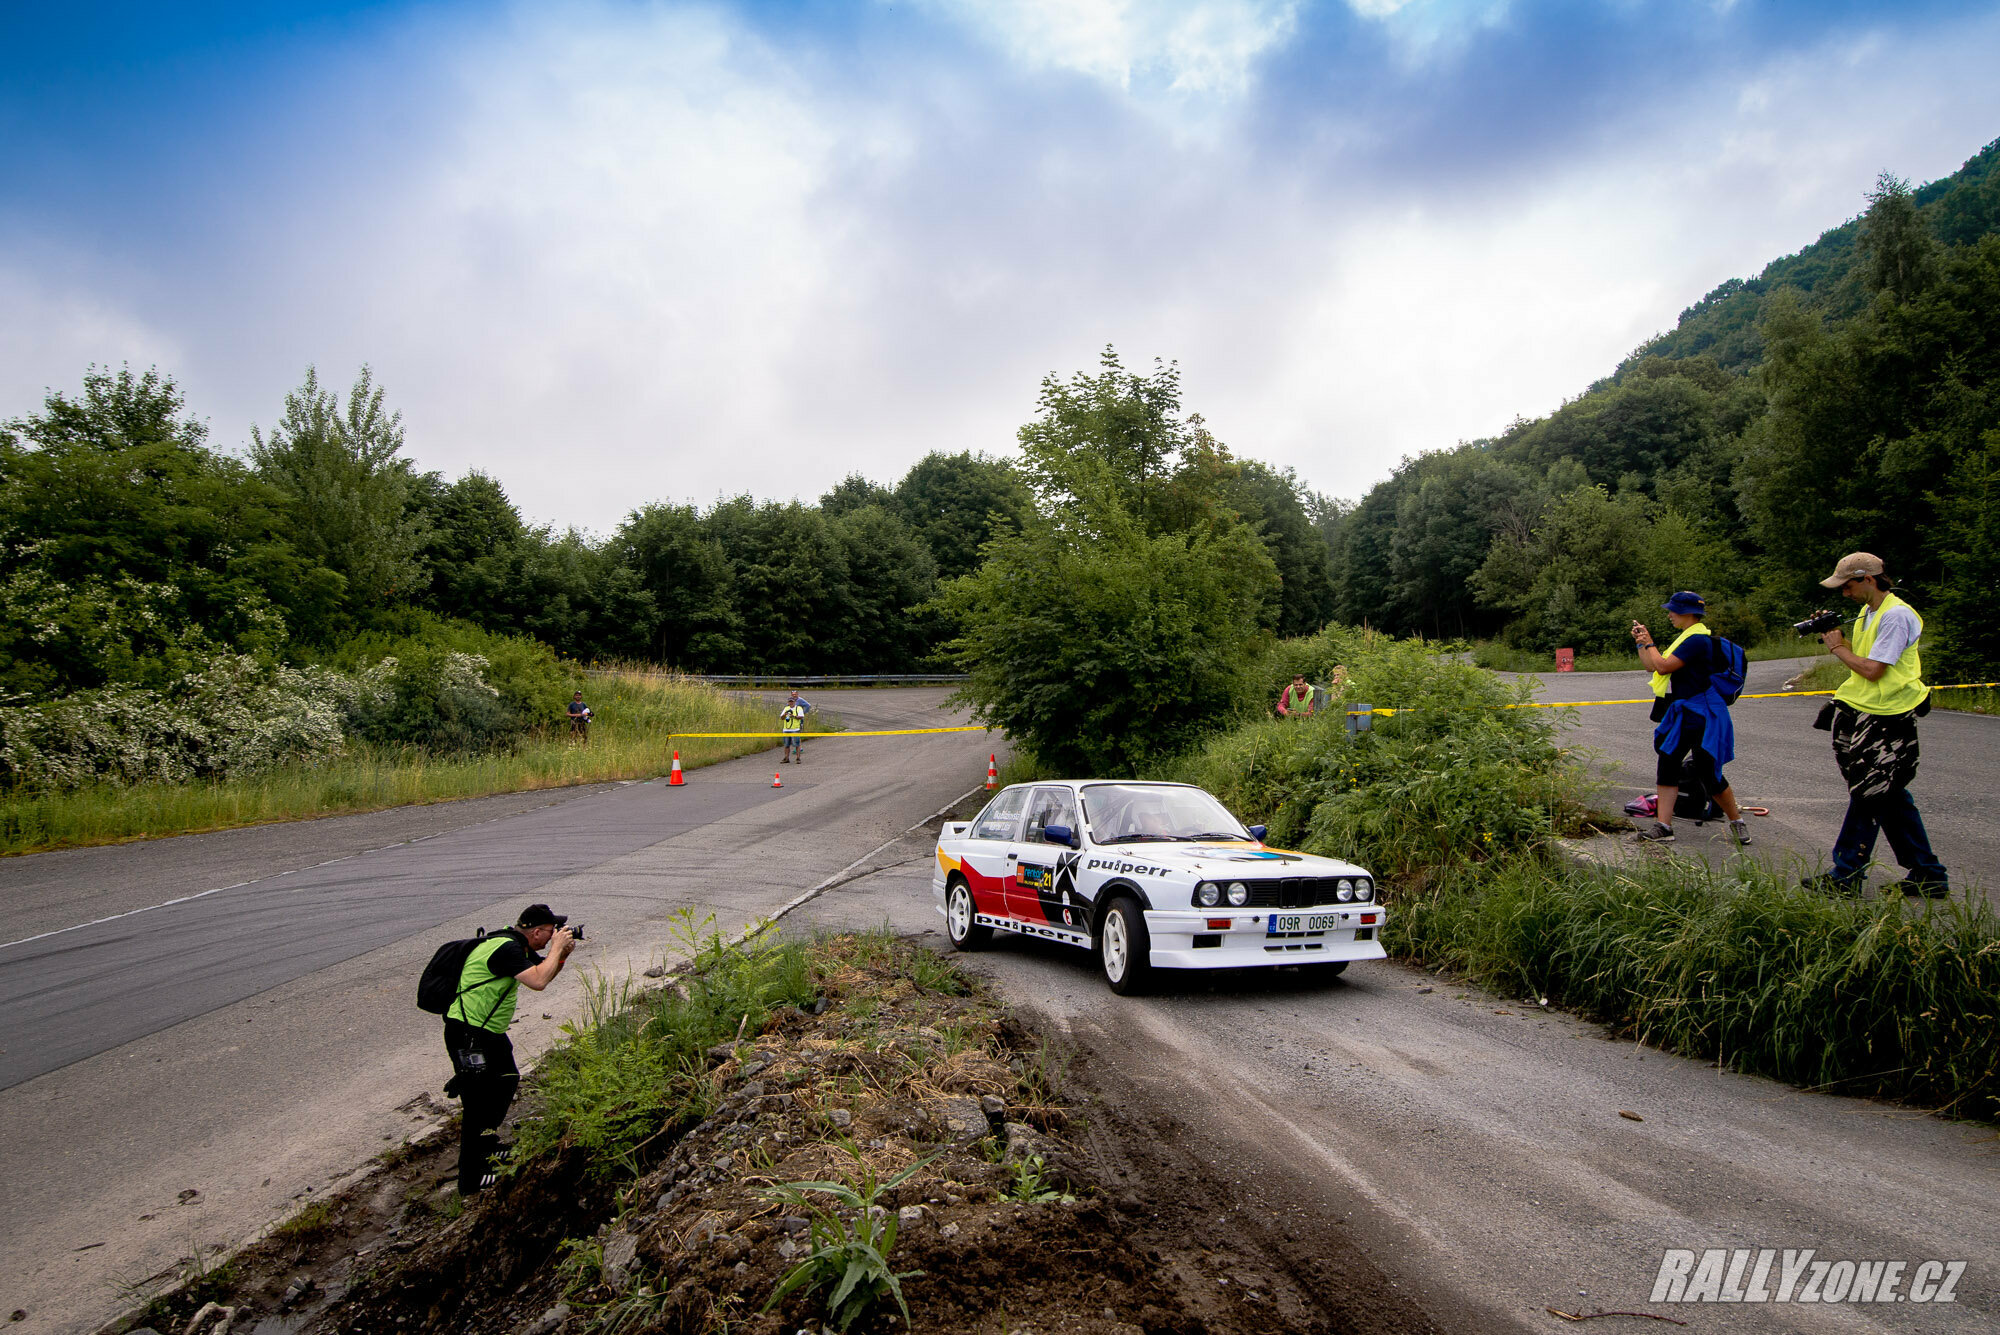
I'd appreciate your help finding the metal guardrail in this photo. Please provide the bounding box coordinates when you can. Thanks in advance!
[583,670,968,687]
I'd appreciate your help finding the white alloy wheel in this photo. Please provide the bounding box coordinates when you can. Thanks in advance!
[1099,898,1152,995]
[945,880,992,950]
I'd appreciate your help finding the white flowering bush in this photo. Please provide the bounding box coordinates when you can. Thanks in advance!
[1,653,402,792]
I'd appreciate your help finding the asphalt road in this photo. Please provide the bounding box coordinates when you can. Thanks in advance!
[0,687,996,1335]
[1514,656,1995,895]
[792,844,2000,1334]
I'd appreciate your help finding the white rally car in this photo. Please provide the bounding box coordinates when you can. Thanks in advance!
[932,780,1385,994]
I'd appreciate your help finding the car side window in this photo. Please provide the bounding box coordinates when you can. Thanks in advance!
[1022,787,1080,844]
[969,788,1029,842]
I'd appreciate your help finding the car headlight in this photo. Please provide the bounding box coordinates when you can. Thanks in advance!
[1196,882,1220,907]
[1227,881,1249,907]
[1337,877,1354,902]
[1355,877,1373,901]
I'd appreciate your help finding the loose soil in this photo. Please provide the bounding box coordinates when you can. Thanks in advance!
[109,935,1442,1335]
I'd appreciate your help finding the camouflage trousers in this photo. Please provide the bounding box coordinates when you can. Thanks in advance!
[1829,703,1920,800]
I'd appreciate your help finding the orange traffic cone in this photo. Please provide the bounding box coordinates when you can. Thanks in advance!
[772,771,784,789]
[668,751,685,786]
[985,754,998,790]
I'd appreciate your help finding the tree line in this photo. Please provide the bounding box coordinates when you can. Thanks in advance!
[1,353,1340,703]
[1323,138,2000,681]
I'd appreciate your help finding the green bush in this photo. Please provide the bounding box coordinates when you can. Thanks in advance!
[1170,628,1580,877]
[329,617,574,752]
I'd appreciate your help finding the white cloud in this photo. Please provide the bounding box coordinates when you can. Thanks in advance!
[3,2,1998,532]
[916,0,1301,98]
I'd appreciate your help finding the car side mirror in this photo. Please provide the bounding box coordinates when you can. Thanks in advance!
[1248,825,1267,842]
[1043,823,1080,849]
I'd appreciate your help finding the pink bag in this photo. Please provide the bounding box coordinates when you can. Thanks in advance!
[1623,793,1659,818]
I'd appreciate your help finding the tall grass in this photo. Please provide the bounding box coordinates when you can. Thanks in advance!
[0,671,828,855]
[1392,855,2000,1120]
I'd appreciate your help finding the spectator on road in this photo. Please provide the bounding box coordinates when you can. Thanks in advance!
[1805,553,1950,898]
[567,691,592,743]
[444,903,577,1193]
[780,690,813,764]
[1631,591,1751,846]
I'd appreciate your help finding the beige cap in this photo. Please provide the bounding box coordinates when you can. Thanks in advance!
[1819,552,1884,588]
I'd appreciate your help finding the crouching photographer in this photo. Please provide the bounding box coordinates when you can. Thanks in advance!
[443,903,578,1193]
[1803,553,1950,898]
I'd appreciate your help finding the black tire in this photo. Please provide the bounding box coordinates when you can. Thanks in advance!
[1305,960,1349,980]
[1098,897,1153,995]
[944,879,992,951]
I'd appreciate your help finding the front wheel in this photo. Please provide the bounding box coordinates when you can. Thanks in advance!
[1098,898,1153,995]
[944,880,992,951]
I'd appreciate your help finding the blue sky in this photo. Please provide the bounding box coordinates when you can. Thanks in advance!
[5,1,1998,531]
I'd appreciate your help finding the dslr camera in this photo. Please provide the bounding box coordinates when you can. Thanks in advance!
[566,922,585,942]
[1794,609,1844,636]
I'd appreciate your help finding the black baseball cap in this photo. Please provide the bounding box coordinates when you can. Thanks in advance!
[517,903,568,928]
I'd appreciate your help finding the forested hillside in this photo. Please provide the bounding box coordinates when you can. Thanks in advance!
[1332,137,2000,680]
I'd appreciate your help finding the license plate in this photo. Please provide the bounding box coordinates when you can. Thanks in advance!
[1267,912,1339,935]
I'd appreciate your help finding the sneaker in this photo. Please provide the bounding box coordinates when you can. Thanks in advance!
[1728,819,1753,846]
[1881,879,1951,899]
[1634,821,1675,843]
[1801,872,1864,897]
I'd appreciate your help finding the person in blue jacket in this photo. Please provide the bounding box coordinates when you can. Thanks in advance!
[1630,591,1751,846]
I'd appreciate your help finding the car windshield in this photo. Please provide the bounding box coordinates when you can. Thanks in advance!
[1081,784,1250,843]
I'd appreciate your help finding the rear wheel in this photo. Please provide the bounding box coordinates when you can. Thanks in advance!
[944,880,992,951]
[1304,960,1349,980]
[1099,898,1153,995]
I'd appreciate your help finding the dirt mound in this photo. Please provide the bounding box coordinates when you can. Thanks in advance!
[116,934,1439,1335]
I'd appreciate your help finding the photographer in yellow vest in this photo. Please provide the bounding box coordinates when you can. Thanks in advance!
[444,903,577,1192]
[1805,553,1950,898]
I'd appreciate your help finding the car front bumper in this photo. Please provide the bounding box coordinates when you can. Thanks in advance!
[1143,906,1388,970]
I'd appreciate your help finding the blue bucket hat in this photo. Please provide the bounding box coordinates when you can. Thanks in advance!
[1662,591,1706,615]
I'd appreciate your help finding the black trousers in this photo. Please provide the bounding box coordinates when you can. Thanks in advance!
[444,1019,519,1192]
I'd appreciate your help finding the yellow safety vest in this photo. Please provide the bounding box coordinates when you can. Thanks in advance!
[1649,623,1710,698]
[448,936,521,1033]
[1834,593,1929,716]
[780,706,804,734]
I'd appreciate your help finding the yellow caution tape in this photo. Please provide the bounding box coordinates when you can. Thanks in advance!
[1346,680,2000,716]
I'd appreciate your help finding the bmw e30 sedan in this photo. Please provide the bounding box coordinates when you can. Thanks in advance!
[932,780,1385,994]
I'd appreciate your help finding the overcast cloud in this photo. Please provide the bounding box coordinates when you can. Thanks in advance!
[3,1,1998,531]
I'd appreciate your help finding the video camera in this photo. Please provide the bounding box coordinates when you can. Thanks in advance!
[1794,610,1844,636]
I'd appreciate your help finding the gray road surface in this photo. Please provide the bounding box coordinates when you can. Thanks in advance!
[1514,656,1995,894]
[791,845,2000,1333]
[0,688,995,1335]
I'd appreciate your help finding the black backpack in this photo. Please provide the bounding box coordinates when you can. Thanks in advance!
[417,928,493,1015]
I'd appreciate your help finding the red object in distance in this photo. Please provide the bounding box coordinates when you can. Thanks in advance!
[1555,648,1575,672]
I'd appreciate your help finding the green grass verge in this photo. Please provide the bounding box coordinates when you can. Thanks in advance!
[1391,855,2000,1121]
[0,671,835,856]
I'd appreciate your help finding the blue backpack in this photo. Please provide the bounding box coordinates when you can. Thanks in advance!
[1709,635,1747,705]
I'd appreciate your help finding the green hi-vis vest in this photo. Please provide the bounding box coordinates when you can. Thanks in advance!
[780,706,804,734]
[1835,593,1929,716]
[1649,623,1710,698]
[448,935,522,1033]
[1283,684,1313,713]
